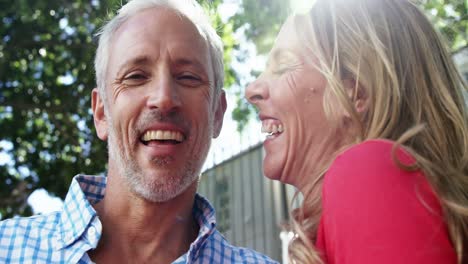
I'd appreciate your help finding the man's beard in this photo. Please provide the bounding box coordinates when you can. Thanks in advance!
[106,111,204,203]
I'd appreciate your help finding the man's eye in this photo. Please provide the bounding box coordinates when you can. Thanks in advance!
[178,74,200,81]
[176,72,203,87]
[121,72,148,86]
[126,73,146,80]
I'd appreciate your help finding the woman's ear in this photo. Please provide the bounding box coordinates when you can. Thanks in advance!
[342,78,369,114]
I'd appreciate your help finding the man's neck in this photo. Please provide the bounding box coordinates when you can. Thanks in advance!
[89,172,199,264]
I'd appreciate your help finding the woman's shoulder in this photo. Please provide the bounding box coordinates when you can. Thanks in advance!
[322,138,442,220]
[318,143,454,263]
[335,138,413,163]
[326,139,416,182]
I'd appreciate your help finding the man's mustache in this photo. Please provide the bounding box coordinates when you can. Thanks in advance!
[135,109,190,135]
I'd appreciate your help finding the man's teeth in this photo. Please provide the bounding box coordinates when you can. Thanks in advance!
[261,124,284,134]
[141,130,184,142]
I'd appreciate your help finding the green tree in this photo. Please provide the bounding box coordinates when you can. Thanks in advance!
[0,0,235,219]
[422,0,467,52]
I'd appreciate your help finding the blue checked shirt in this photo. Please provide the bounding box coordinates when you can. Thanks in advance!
[0,174,278,264]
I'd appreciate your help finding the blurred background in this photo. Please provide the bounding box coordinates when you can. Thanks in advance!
[0,0,467,262]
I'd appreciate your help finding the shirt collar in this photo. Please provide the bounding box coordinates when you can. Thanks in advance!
[51,174,219,259]
[182,194,218,261]
[53,174,106,250]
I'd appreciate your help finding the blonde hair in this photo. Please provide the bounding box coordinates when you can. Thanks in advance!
[288,0,468,263]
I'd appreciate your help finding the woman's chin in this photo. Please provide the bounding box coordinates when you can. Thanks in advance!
[263,150,292,182]
[262,163,281,181]
[263,162,293,185]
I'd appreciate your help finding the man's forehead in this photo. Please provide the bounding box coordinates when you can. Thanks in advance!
[109,7,212,69]
[115,53,209,73]
[114,7,204,43]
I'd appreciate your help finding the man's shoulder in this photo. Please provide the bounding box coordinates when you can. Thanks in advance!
[0,212,60,247]
[201,230,279,264]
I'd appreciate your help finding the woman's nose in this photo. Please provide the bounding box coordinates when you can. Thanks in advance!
[245,76,269,105]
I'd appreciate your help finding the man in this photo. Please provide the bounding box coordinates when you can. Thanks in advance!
[0,0,277,263]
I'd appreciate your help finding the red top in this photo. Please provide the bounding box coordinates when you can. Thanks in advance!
[315,140,457,264]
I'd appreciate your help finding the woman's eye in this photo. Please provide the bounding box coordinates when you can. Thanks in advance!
[269,62,292,75]
[272,67,289,75]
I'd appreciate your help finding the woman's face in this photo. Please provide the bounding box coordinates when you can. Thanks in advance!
[245,16,341,188]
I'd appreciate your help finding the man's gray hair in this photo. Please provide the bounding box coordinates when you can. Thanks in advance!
[94,0,224,104]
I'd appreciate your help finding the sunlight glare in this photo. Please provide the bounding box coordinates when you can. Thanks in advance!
[290,0,315,14]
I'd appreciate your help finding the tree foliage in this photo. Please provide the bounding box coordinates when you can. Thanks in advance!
[0,0,234,219]
[422,0,467,52]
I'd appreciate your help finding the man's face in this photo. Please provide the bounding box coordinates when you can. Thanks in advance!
[92,7,226,202]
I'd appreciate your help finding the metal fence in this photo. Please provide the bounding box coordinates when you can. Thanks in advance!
[199,143,299,262]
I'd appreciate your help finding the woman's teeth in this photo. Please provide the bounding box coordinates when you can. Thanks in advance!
[261,123,284,135]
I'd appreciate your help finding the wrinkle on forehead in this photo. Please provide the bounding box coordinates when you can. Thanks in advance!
[112,7,207,50]
[266,17,304,67]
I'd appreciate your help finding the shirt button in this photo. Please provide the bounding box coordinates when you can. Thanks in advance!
[65,234,74,244]
[88,226,96,236]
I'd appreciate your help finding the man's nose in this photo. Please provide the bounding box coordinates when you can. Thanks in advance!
[245,75,269,105]
[146,73,182,112]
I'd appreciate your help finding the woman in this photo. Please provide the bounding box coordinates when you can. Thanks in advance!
[245,0,468,263]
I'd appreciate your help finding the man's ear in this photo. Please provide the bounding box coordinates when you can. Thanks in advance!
[213,90,227,138]
[92,88,109,141]
[342,79,369,115]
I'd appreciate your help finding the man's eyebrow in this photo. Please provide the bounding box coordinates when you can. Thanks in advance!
[173,58,206,71]
[115,56,153,76]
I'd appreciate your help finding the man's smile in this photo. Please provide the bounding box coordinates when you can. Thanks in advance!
[141,130,185,145]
